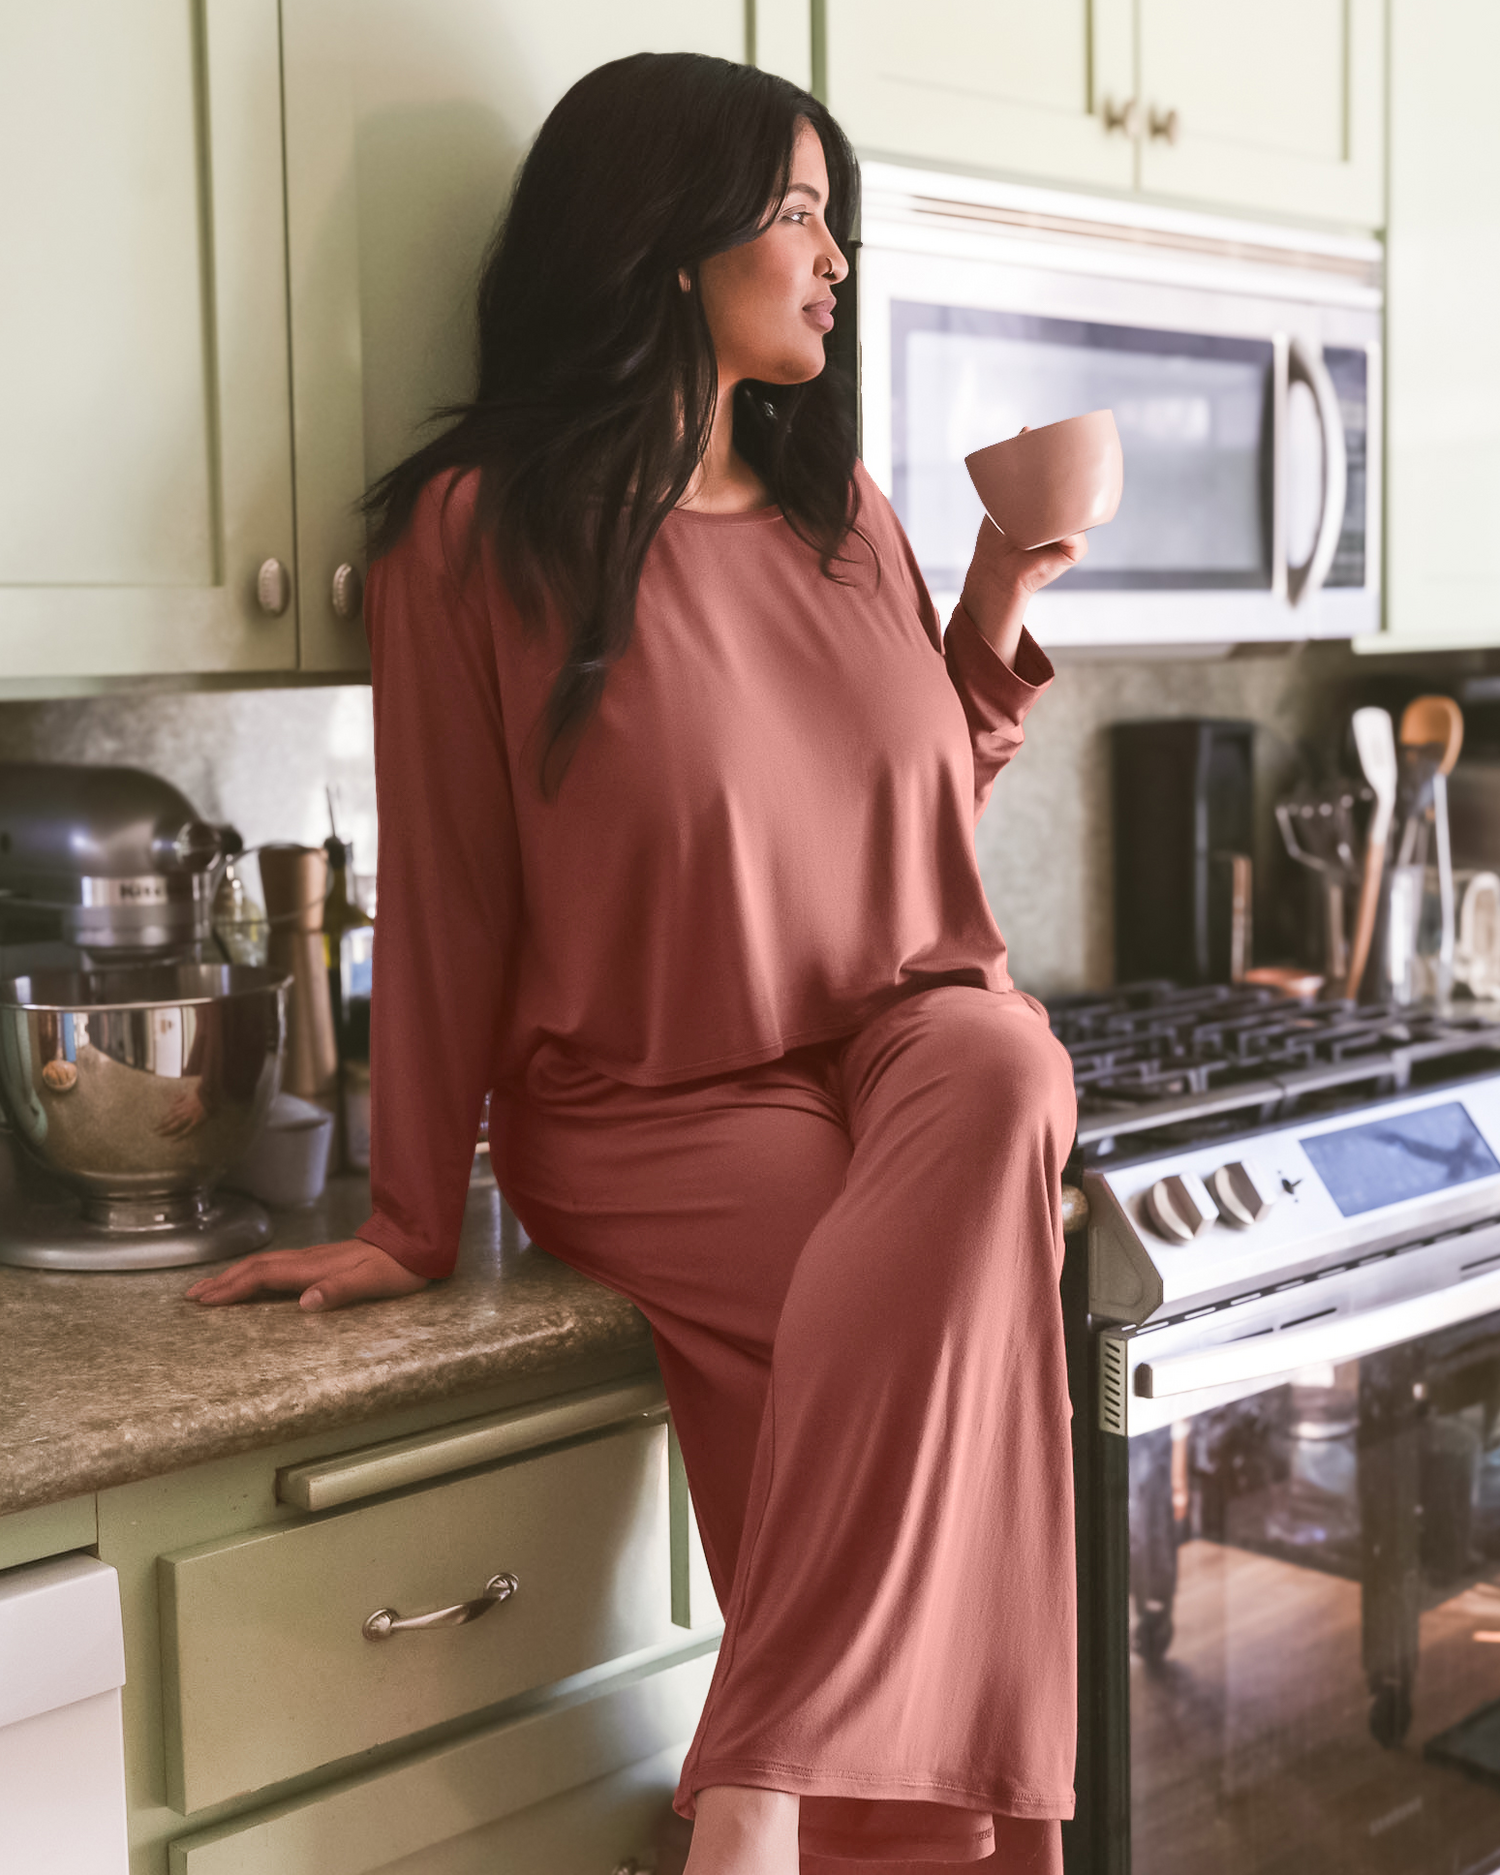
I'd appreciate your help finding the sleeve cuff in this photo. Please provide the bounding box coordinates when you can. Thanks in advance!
[947,600,1055,703]
[355,1214,455,1282]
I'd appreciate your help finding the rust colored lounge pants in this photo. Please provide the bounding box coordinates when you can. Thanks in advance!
[490,983,1079,1872]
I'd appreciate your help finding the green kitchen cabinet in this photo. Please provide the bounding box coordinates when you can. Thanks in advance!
[0,0,298,683]
[0,0,747,690]
[822,0,1138,196]
[17,1364,725,1875]
[1373,0,1500,650]
[821,0,1383,231]
[1134,0,1384,228]
[281,0,749,678]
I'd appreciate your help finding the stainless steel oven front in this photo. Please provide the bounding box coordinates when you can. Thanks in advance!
[1066,1082,1500,1875]
[857,163,1383,654]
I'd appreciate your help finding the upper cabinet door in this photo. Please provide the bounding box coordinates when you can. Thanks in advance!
[1376,0,1500,650]
[1135,0,1384,228]
[282,0,747,674]
[823,0,1136,193]
[0,0,296,682]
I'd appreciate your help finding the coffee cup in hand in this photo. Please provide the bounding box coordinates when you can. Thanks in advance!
[964,409,1123,551]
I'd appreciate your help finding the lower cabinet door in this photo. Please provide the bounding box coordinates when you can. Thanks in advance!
[168,1648,717,1875]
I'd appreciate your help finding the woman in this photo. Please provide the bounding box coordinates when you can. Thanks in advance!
[188,51,1082,1875]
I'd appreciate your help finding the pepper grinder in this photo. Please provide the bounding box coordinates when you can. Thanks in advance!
[258,843,338,1112]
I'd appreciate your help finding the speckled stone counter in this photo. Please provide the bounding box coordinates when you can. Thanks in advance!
[0,1168,654,1516]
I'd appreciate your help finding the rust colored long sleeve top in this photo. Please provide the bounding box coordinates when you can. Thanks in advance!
[355,462,1054,1279]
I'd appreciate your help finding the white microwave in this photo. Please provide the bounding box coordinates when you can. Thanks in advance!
[856,164,1383,651]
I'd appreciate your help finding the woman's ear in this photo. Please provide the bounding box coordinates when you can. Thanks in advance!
[678,267,691,292]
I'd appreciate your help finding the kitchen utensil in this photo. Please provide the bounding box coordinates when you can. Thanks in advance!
[0,962,288,1268]
[1400,695,1465,998]
[258,843,338,1111]
[1274,781,1364,981]
[964,409,1123,550]
[1345,708,1398,1001]
[223,1090,334,1207]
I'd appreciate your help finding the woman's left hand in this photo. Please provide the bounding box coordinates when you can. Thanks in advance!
[958,429,1089,665]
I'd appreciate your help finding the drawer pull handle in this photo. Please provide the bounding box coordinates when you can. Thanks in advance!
[362,1571,519,1641]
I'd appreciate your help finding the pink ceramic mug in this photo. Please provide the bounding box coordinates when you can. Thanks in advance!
[964,409,1123,550]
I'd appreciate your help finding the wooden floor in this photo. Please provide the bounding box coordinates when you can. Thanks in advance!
[1132,1538,1500,1875]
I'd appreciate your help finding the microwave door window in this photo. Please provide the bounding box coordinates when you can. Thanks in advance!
[891,302,1275,594]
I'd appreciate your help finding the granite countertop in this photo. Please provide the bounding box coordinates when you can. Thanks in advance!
[0,1169,654,1517]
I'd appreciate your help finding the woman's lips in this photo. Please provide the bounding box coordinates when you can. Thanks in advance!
[802,297,835,332]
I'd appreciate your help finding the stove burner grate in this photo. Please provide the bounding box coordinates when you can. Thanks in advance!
[1045,982,1500,1155]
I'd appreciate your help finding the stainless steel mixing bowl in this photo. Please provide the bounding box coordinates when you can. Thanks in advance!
[0,963,290,1228]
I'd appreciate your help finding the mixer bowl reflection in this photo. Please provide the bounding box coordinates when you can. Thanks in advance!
[0,964,290,1228]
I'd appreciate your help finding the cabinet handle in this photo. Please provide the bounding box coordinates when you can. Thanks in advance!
[1148,104,1181,145]
[362,1570,518,1641]
[1102,95,1141,140]
[330,562,364,620]
[255,558,292,617]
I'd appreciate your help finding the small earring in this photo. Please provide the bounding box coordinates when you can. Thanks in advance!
[678,268,692,292]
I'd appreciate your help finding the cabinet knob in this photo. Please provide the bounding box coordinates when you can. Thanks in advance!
[1148,104,1181,145]
[1103,95,1141,140]
[255,558,292,617]
[331,562,364,620]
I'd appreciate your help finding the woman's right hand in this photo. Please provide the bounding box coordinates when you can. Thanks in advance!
[184,1238,430,1312]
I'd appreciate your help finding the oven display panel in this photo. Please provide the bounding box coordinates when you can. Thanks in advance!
[1300,1100,1500,1217]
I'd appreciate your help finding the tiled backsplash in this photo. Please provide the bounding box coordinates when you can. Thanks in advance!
[0,636,1476,998]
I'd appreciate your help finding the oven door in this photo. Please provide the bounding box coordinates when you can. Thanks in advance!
[1092,1264,1500,1875]
[857,235,1381,652]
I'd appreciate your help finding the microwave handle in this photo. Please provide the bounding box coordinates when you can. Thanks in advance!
[1136,1262,1500,1400]
[1284,336,1349,607]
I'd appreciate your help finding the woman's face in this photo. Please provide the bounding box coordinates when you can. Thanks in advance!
[695,119,848,387]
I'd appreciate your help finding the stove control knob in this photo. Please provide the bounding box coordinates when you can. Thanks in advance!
[1210,1159,1279,1228]
[1144,1172,1216,1243]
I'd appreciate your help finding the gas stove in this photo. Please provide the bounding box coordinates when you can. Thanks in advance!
[1054,988,1500,1875]
[1047,983,1500,1362]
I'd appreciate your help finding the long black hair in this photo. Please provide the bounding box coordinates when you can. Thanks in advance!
[363,52,861,797]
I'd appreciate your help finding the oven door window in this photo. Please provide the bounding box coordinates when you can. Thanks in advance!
[1128,1316,1500,1875]
[891,301,1274,596]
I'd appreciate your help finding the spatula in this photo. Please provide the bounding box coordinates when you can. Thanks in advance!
[1344,708,1398,1001]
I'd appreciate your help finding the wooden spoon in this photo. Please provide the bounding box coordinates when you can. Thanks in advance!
[1399,695,1465,992]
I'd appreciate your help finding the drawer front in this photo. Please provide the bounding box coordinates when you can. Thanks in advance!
[168,1646,717,1874]
[160,1422,673,1812]
[382,1741,690,1875]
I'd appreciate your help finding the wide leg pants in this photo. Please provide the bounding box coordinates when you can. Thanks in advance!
[489,983,1079,1872]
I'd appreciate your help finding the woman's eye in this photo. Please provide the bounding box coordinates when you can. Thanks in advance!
[782,209,811,225]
